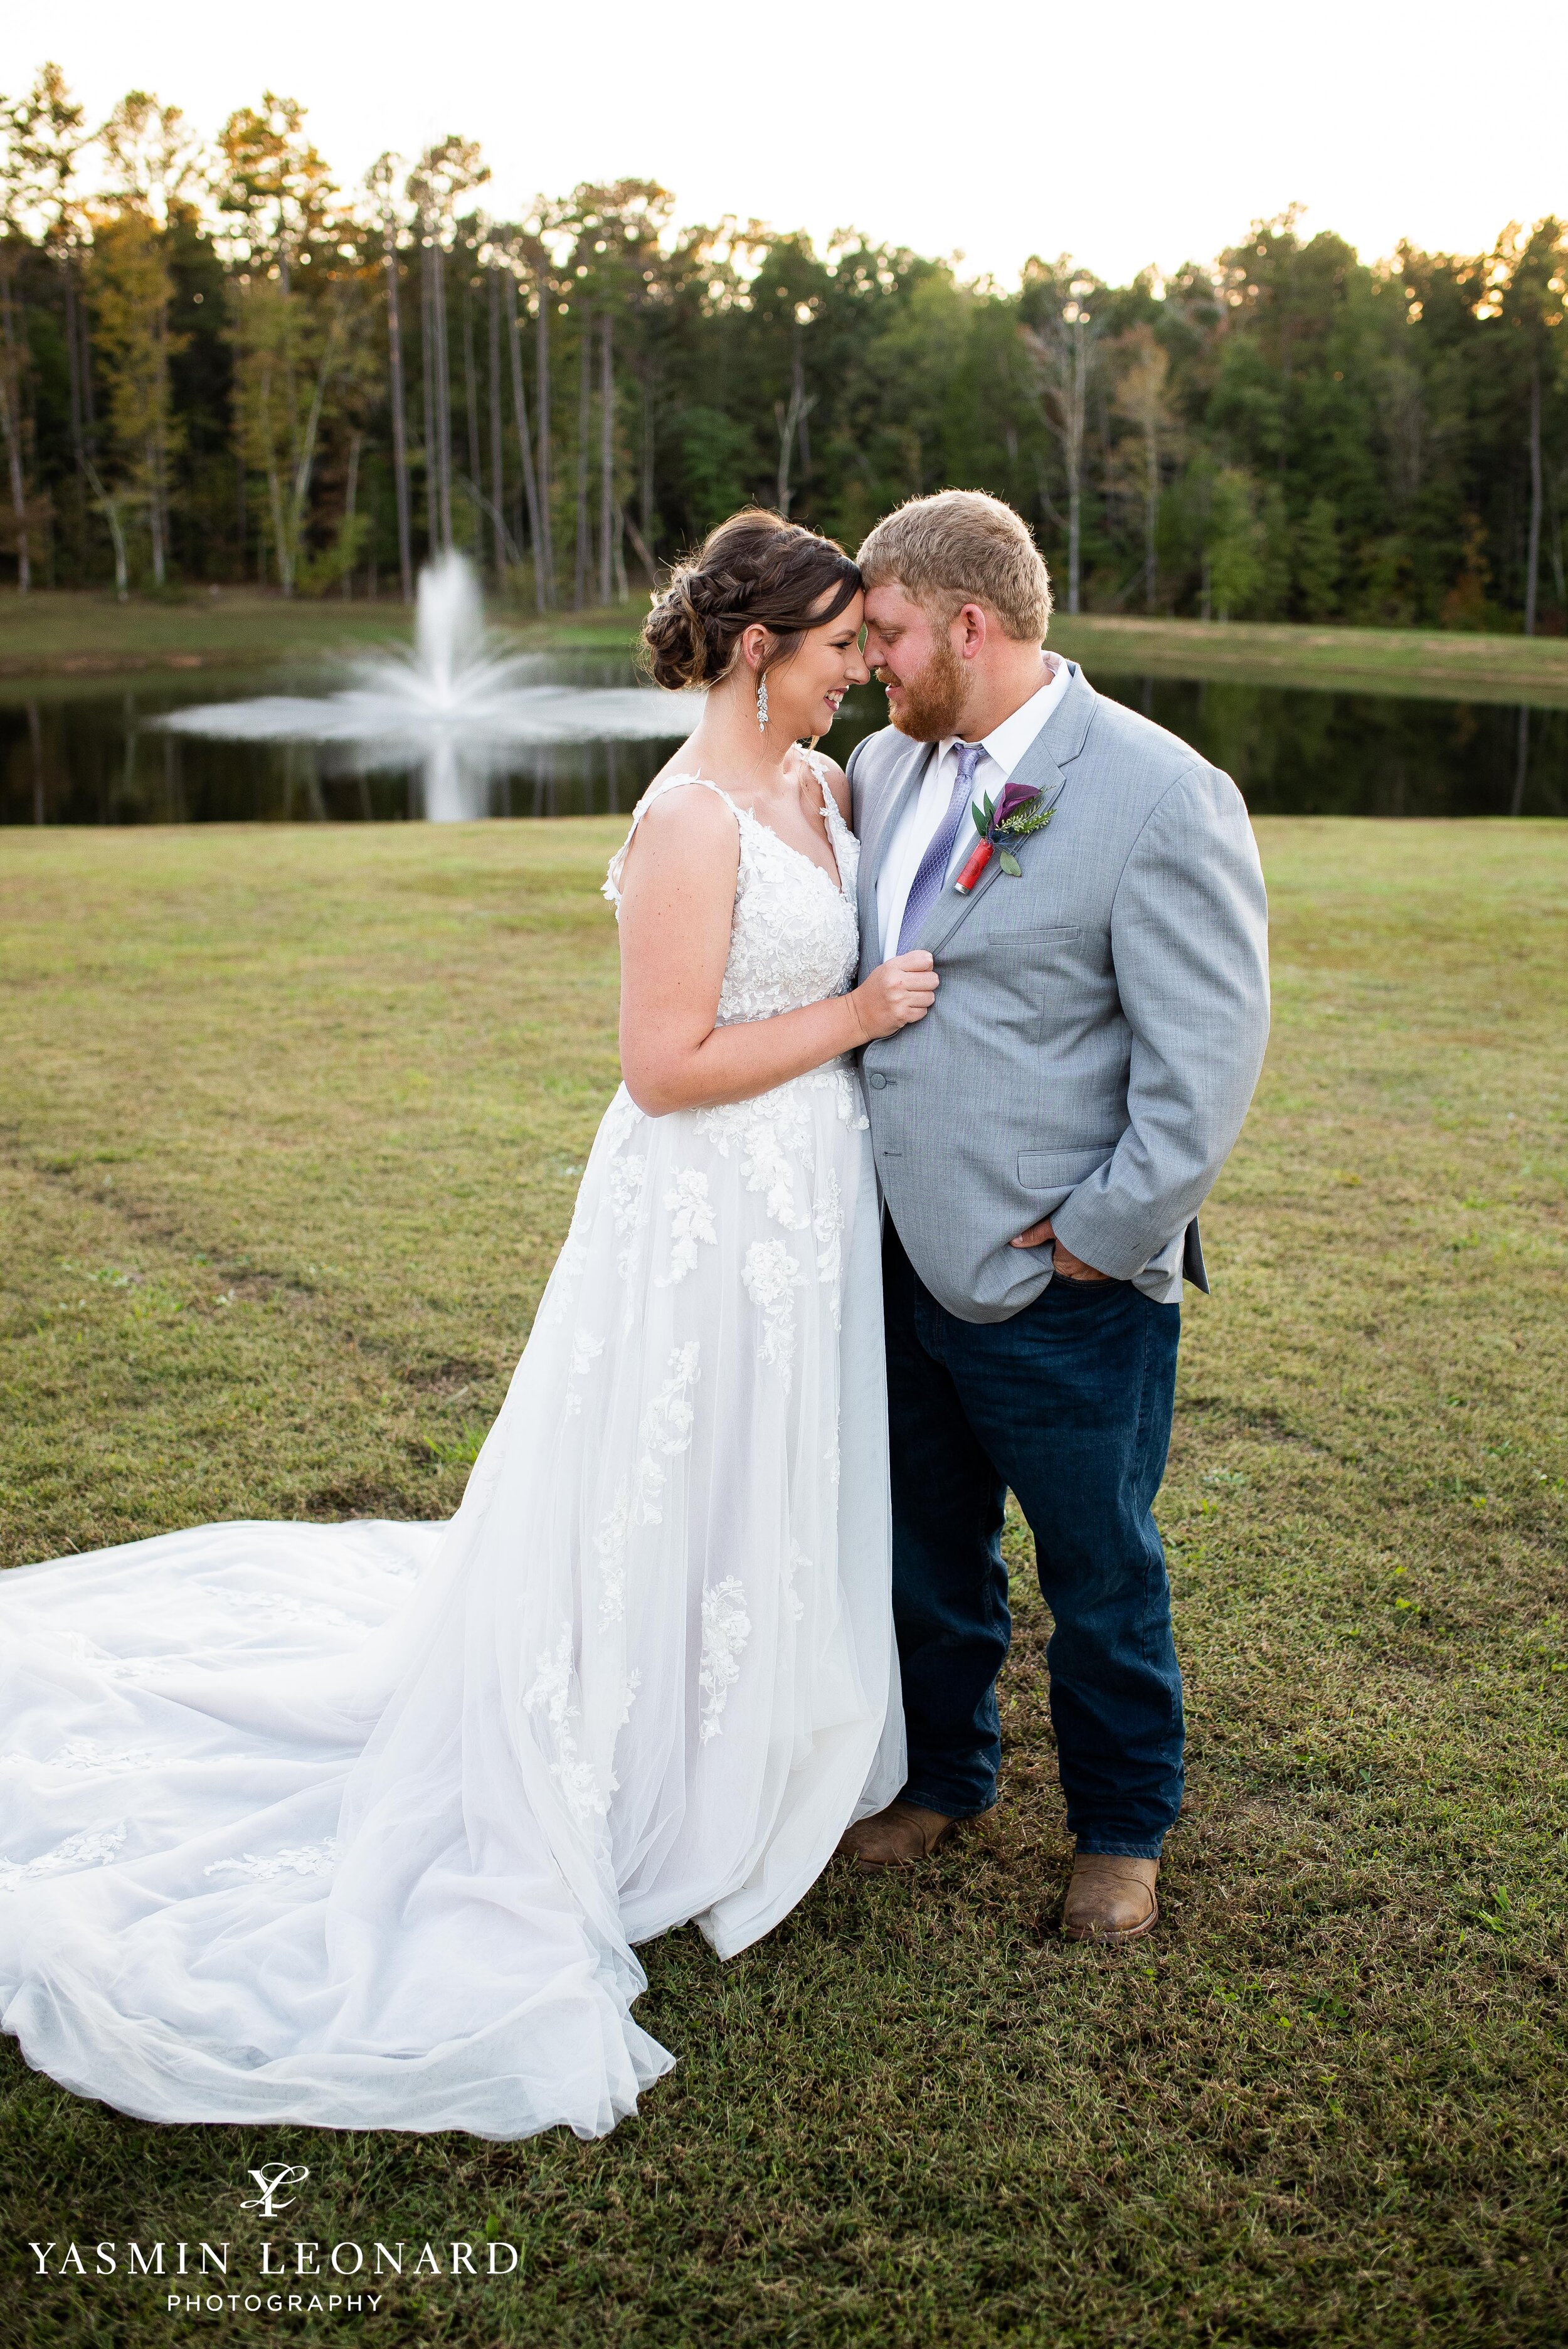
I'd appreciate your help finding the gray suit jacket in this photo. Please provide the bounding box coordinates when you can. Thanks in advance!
[847,663,1269,1321]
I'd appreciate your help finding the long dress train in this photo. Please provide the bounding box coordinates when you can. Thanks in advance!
[0,756,903,2140]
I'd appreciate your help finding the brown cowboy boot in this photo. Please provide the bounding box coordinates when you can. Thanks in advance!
[835,1800,956,1869]
[1061,1853,1160,1943]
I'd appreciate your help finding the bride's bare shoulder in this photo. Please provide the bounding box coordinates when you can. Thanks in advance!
[633,774,739,839]
[618,777,741,903]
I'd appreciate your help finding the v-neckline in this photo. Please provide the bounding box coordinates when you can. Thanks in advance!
[675,771,849,901]
[734,803,846,899]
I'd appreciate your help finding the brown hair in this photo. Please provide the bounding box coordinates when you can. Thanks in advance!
[641,508,862,692]
[856,490,1052,642]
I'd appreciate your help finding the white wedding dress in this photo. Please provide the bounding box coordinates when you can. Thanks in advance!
[0,756,903,2141]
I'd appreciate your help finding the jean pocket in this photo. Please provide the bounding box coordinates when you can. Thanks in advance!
[1044,1270,1127,1307]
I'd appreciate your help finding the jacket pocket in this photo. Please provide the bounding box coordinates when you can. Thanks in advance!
[1018,1143,1119,1189]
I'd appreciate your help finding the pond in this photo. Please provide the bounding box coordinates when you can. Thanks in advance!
[3,657,1565,825]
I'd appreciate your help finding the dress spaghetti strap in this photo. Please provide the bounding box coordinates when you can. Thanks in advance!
[797,745,852,871]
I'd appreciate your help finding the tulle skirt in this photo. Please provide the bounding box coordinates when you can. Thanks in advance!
[0,1066,903,2139]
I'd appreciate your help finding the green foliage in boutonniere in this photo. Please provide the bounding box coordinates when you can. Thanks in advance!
[957,780,1051,883]
[991,792,1055,875]
[956,781,1056,888]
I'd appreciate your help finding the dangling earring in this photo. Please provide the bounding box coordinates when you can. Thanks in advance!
[756,674,770,733]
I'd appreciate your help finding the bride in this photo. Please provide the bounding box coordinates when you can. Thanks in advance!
[0,510,940,2142]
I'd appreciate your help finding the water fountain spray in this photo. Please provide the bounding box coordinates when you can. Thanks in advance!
[157,553,698,820]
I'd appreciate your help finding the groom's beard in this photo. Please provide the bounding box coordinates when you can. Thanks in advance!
[880,635,968,741]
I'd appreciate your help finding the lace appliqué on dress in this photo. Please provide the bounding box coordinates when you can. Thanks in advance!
[658,1169,718,1286]
[204,1838,341,1884]
[0,1821,129,1892]
[592,1342,701,1626]
[524,1628,610,1824]
[697,1578,751,1742]
[538,1217,591,1332]
[55,1629,176,1684]
[696,1087,812,1231]
[812,1169,845,1325]
[743,1238,805,1390]
[0,1737,154,1777]
[564,1328,605,1416]
[201,1589,353,1631]
[608,1152,650,1279]
[603,756,861,1029]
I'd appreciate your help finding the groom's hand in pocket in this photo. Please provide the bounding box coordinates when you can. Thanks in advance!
[1009,1216,1110,1281]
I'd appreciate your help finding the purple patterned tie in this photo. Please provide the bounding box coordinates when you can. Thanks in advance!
[896,741,986,954]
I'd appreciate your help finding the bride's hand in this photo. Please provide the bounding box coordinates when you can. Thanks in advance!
[850,951,940,1041]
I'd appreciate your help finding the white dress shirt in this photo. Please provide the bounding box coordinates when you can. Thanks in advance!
[875,652,1074,960]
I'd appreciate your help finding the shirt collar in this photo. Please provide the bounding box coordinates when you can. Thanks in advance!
[938,649,1072,783]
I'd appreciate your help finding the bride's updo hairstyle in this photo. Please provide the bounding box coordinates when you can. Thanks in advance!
[642,509,861,692]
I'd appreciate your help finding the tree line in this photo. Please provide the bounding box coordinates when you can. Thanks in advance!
[1,63,1565,632]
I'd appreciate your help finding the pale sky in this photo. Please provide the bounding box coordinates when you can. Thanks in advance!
[8,1,1562,285]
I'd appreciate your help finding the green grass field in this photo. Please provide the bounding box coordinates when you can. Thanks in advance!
[6,586,1568,706]
[1049,617,1568,706]
[0,588,638,681]
[1,818,1565,2346]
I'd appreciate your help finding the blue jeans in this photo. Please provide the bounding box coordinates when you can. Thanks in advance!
[883,1217,1184,1858]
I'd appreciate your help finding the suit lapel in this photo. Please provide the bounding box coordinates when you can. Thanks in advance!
[857,737,936,968]
[913,665,1097,960]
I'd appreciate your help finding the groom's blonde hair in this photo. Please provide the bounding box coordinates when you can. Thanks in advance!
[856,490,1053,643]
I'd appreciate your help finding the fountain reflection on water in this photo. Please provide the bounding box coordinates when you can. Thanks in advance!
[9,558,1567,822]
[154,552,699,820]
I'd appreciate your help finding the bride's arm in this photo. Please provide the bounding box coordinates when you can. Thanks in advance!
[616,784,937,1116]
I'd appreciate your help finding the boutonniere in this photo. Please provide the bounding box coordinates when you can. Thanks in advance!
[954,777,1057,894]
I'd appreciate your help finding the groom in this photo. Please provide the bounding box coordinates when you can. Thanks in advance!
[839,490,1269,1942]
